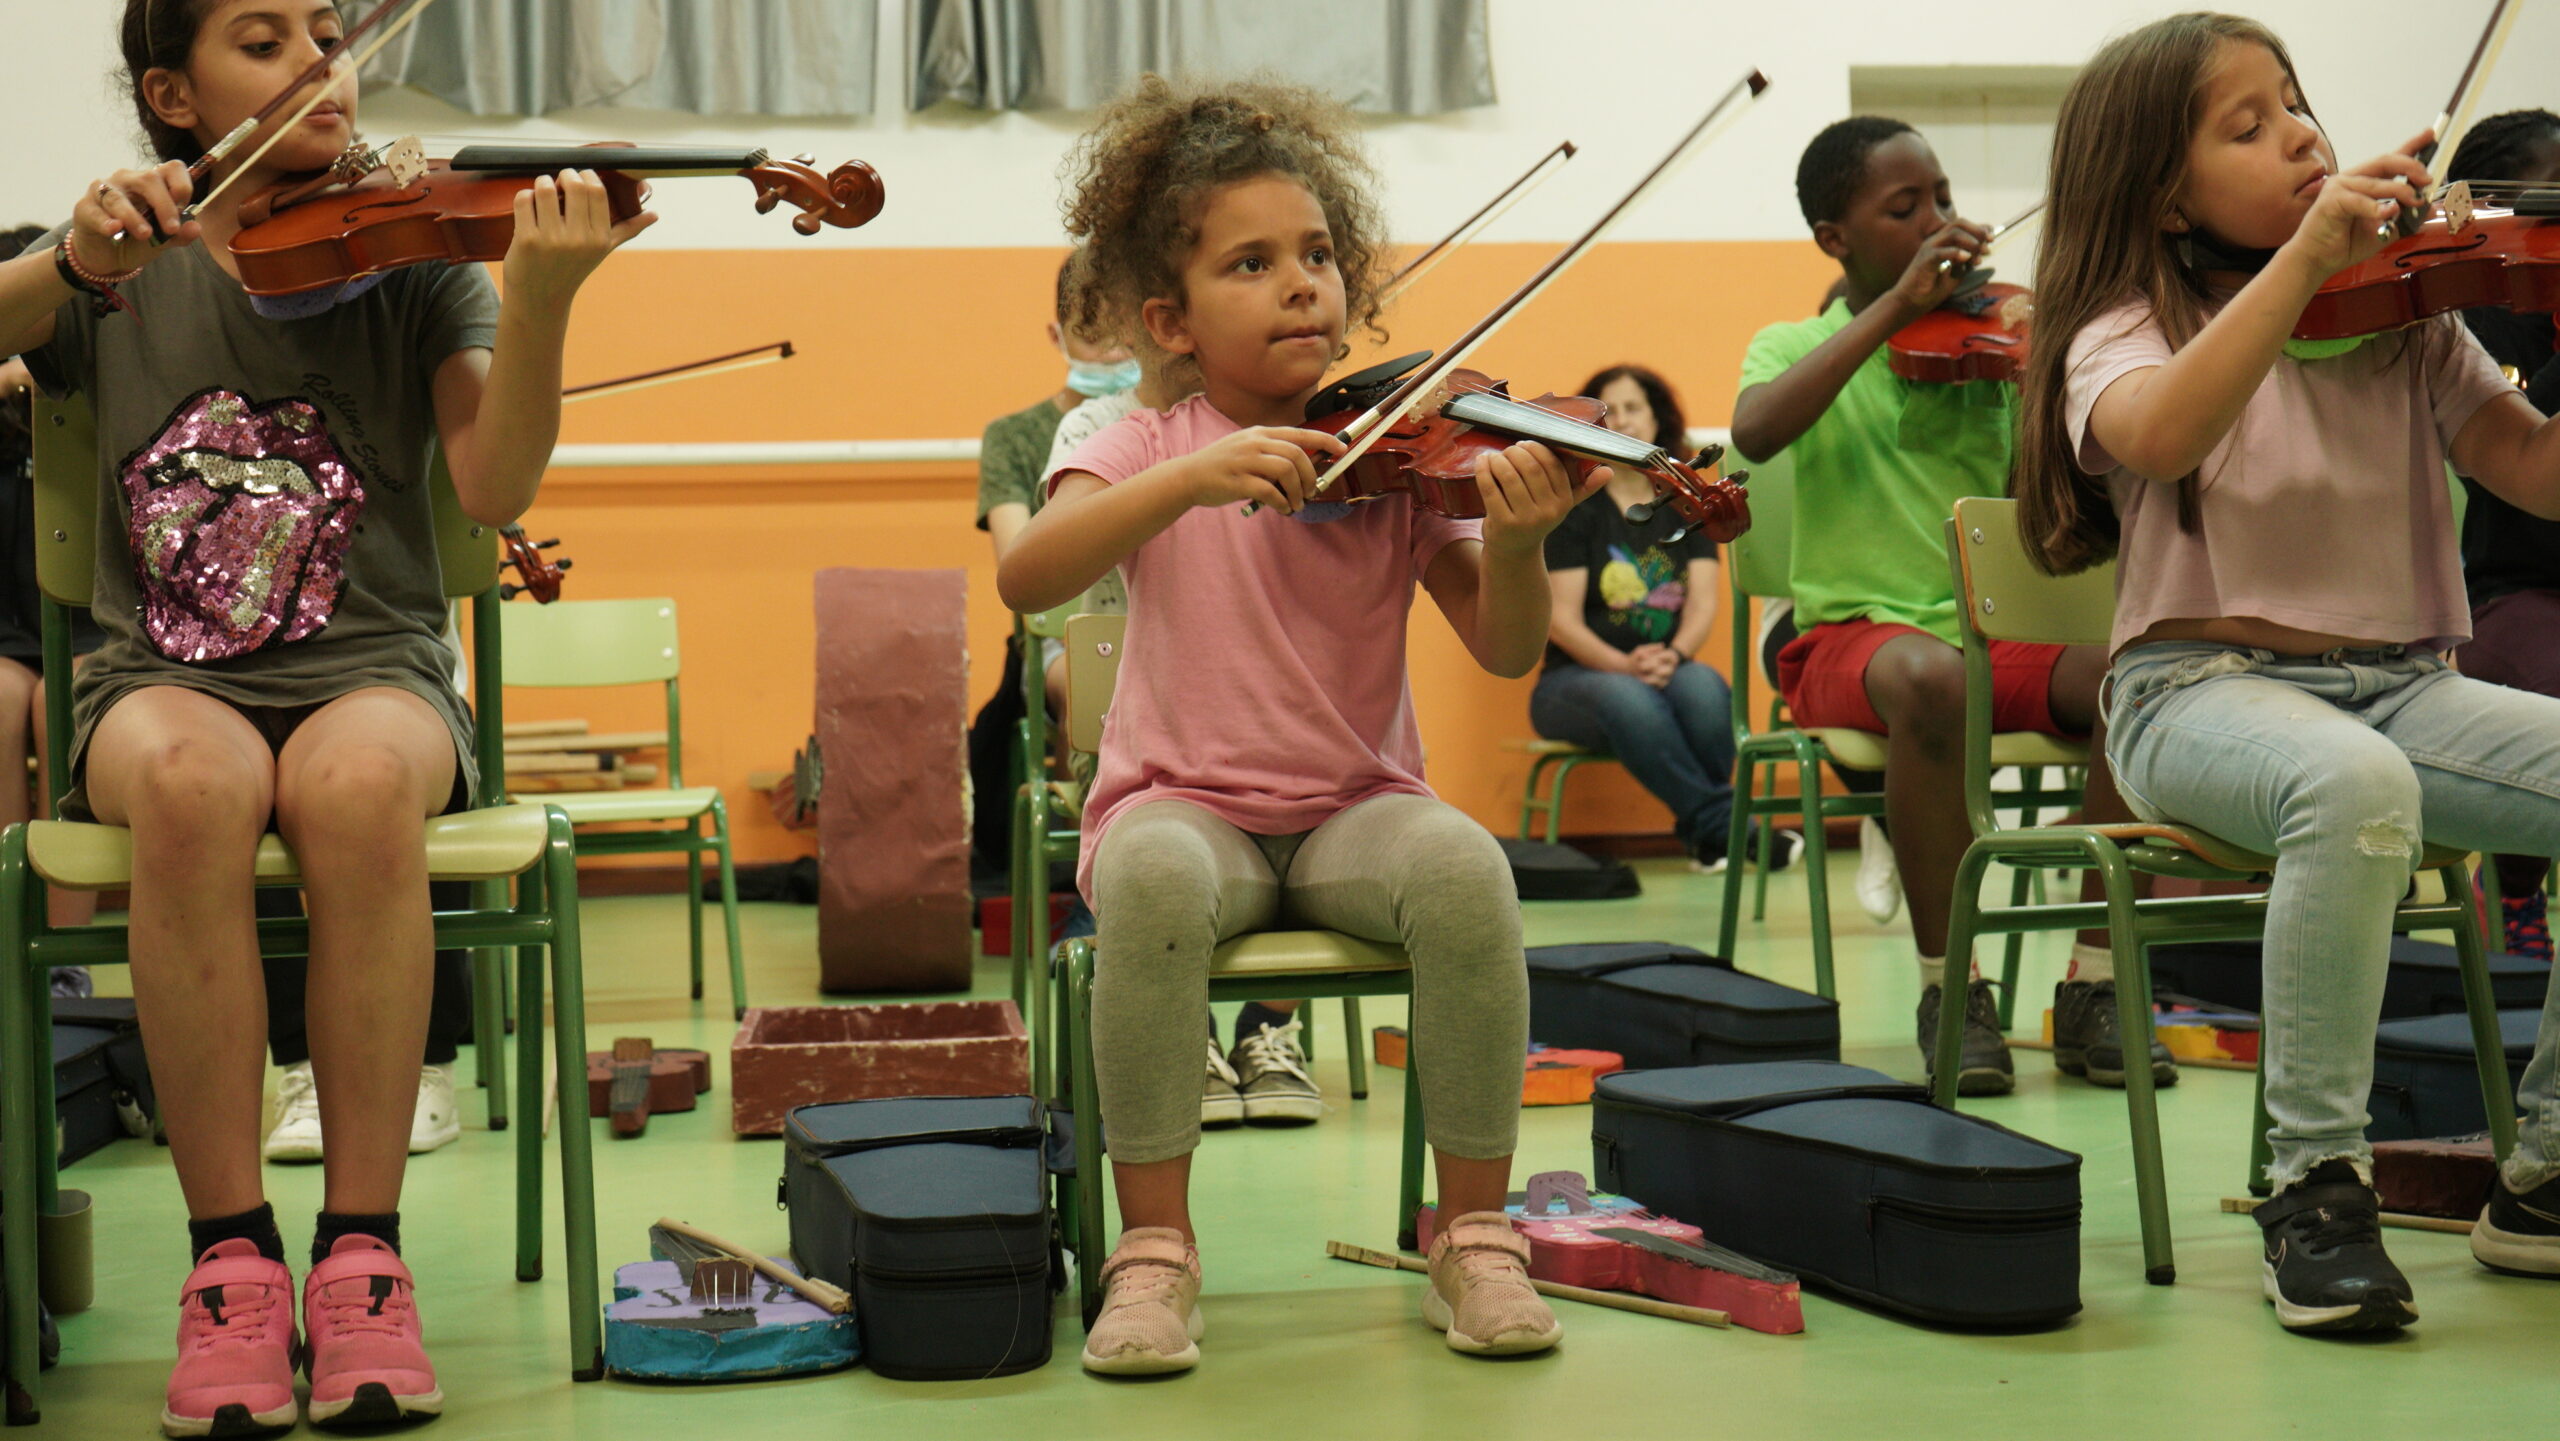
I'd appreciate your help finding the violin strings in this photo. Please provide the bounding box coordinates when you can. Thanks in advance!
[187,0,445,219]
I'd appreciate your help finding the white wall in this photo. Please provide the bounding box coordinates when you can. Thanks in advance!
[3,0,2549,251]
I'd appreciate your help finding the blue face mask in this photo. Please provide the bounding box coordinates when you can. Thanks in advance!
[1065,357,1142,398]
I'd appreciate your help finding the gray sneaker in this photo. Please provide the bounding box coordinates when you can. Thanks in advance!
[2052,980,2177,1088]
[1229,1020,1322,1125]
[1201,1038,1244,1127]
[1917,980,2014,1097]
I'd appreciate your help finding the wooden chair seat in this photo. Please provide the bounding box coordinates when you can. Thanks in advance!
[531,786,721,827]
[1809,728,2089,773]
[1210,930,1410,978]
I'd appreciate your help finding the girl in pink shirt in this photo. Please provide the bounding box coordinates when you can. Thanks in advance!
[2013,13,2560,1337]
[1000,76,1596,1374]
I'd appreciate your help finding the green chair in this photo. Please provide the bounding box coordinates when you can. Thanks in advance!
[1503,738,1623,843]
[0,395,605,1424]
[1719,450,2084,1005]
[1050,613,1425,1325]
[1009,601,1084,1092]
[1927,496,2514,1284]
[499,597,747,1018]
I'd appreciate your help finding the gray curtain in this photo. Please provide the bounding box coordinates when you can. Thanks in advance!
[355,0,880,117]
[909,0,1494,114]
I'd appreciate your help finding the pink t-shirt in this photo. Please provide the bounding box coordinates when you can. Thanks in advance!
[2064,302,2515,655]
[1049,395,1483,898]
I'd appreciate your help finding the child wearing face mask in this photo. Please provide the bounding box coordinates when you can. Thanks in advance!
[967,256,1140,879]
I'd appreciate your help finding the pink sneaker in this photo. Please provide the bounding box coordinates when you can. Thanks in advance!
[162,1239,299,1438]
[301,1237,442,1428]
[1424,1212,1563,1355]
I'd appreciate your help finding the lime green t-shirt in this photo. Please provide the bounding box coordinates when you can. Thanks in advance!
[1736,300,2014,645]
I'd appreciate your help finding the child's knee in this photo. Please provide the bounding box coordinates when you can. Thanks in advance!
[1868,643,1966,728]
[284,746,433,841]
[124,736,265,837]
[2290,749,2423,861]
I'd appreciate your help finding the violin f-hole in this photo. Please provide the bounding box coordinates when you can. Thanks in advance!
[2393,233,2491,269]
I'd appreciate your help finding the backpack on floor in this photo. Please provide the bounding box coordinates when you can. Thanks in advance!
[1500,838,1640,901]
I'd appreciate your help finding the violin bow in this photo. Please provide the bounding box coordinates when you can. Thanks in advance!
[179,0,446,224]
[2390,0,2520,238]
[1935,197,2046,275]
[1375,141,1578,309]
[1308,70,1770,499]
[562,342,797,405]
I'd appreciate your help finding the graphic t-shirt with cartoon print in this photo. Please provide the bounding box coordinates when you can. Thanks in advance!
[1540,487,1717,670]
[25,227,497,816]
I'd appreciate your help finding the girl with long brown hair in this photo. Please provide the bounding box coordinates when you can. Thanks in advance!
[2014,12,2560,1334]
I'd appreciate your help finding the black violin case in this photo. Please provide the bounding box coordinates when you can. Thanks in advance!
[1592,1061,2081,1327]
[2365,1009,2538,1144]
[783,1095,1054,1379]
[1527,942,1838,1069]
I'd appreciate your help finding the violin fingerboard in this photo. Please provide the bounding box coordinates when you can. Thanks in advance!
[449,145,768,177]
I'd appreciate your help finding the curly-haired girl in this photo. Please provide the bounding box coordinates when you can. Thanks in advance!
[1003,74,1595,1373]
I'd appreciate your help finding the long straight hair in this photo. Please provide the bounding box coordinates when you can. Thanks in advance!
[2014,13,2313,575]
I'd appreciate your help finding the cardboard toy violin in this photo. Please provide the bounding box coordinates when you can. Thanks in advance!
[1273,70,1771,544]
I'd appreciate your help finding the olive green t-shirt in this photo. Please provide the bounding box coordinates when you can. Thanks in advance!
[26,230,497,815]
[974,398,1070,526]
[1736,300,2014,645]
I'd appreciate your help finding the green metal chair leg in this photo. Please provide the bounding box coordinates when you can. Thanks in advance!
[1516,754,1553,841]
[1343,997,1368,1100]
[473,942,509,1129]
[2101,849,2175,1284]
[685,841,706,1002]
[1068,942,1108,1329]
[2446,862,2521,1162]
[1796,755,1835,1000]
[1398,1037,1427,1250]
[1,837,44,1425]
[1930,847,1997,1107]
[709,797,748,1020]
[1540,756,1574,845]
[1009,786,1035,1015]
[1717,763,1757,960]
[514,864,548,1284]
[542,819,606,1380]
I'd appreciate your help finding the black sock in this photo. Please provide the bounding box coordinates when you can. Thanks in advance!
[1234,1001,1294,1049]
[312,1210,401,1265]
[188,1203,286,1265]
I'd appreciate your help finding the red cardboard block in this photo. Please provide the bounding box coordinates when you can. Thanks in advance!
[730,1001,1029,1136]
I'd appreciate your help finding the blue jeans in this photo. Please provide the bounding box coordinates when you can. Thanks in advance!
[2106,642,2560,1190]
[1529,659,1737,856]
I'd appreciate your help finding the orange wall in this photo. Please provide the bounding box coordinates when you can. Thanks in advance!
[519,239,1841,864]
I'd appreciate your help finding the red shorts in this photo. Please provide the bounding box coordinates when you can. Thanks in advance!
[1775,619,2076,737]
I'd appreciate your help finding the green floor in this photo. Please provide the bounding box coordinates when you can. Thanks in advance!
[30,859,2553,1436]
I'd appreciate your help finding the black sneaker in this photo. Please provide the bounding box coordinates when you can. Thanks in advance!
[2255,1160,2418,1333]
[1690,825,1805,875]
[1917,979,2014,1097]
[2471,1168,2560,1276]
[2051,980,2178,1088]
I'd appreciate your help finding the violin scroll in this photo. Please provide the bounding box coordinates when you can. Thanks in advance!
[740,156,885,235]
[499,524,571,604]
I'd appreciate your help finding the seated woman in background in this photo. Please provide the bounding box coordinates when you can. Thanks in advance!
[1530,364,1797,872]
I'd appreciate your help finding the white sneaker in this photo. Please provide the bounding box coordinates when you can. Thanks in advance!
[263,1061,324,1163]
[1855,816,1903,924]
[410,1064,461,1154]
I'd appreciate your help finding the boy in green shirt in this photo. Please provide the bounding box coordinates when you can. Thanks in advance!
[1731,117,2166,1095]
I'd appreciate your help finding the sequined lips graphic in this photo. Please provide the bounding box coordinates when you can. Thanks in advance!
[123,388,365,662]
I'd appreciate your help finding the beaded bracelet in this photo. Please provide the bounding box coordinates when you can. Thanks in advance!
[55,230,144,318]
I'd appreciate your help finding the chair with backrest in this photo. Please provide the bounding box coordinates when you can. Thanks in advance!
[499,597,746,1018]
[1928,495,2516,1284]
[1502,739,1624,844]
[1009,600,1083,1073]
[1719,451,2084,1006]
[0,394,605,1424]
[1050,613,1426,1326]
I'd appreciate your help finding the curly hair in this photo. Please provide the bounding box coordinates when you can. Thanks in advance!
[1057,74,1387,373]
[1795,116,1916,230]
[2445,108,2560,186]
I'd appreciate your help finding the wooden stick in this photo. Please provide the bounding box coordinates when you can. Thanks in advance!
[656,1218,852,1313]
[503,719,590,738]
[2219,1197,2476,1235]
[503,730,669,755]
[1325,1240,1728,1328]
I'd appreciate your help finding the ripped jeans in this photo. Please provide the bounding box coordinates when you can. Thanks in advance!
[2106,642,2560,1191]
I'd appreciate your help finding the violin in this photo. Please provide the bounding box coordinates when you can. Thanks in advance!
[499,525,569,603]
[230,143,883,304]
[1298,352,1751,542]
[2292,186,2559,341]
[1887,279,2034,384]
[1279,69,1773,545]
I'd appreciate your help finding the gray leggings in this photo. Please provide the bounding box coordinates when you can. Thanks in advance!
[1088,794,1527,1165]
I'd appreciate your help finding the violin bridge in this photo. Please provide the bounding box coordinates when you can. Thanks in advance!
[2442,181,2475,234]
[382,137,429,189]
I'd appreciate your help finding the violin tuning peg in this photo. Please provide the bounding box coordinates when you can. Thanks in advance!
[1665,526,1689,545]
[1691,443,1724,470]
[793,212,824,236]
[754,187,782,215]
[500,583,523,600]
[1623,502,1655,524]
[792,152,816,166]
[557,559,575,571]
[1727,468,1751,488]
